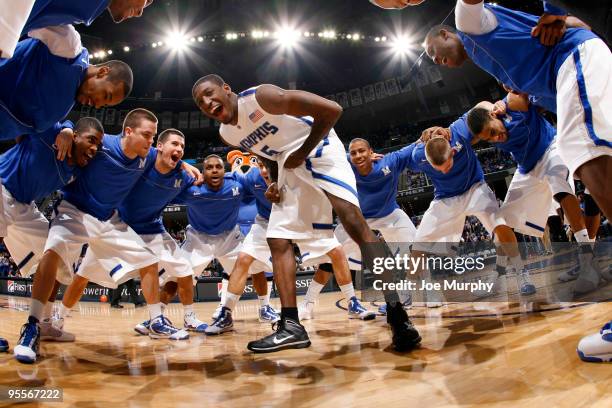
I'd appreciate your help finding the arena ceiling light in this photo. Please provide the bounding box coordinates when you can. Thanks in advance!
[226,32,239,41]
[274,26,301,48]
[391,34,412,54]
[166,31,189,51]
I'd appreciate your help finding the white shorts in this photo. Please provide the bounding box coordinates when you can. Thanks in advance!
[138,232,193,286]
[242,215,342,272]
[0,184,49,279]
[500,142,573,237]
[415,182,505,243]
[335,208,417,269]
[181,225,243,276]
[556,38,612,179]
[267,135,359,240]
[0,0,35,59]
[46,201,158,288]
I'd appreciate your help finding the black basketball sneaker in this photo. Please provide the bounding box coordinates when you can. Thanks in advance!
[386,302,421,352]
[247,318,311,353]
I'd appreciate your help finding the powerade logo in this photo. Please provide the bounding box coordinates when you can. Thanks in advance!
[7,280,14,292]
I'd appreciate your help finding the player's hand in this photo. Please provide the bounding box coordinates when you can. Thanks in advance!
[371,152,384,161]
[54,128,74,161]
[284,149,307,169]
[492,100,507,116]
[419,126,449,143]
[182,162,204,185]
[531,14,567,46]
[265,182,281,203]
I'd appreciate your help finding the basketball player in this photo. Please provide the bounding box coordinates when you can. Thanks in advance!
[0,0,153,59]
[407,116,536,297]
[466,92,607,293]
[424,0,611,220]
[371,0,612,44]
[206,158,374,334]
[369,0,425,10]
[218,151,278,324]
[0,117,103,350]
[13,110,197,363]
[0,26,132,140]
[299,138,418,318]
[60,128,207,337]
[193,75,420,353]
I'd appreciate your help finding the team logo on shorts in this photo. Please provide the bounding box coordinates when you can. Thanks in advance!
[382,166,391,176]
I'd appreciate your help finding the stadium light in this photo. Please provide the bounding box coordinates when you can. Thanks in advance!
[226,32,238,40]
[107,50,113,55]
[274,26,301,48]
[166,31,188,51]
[123,46,130,52]
[391,34,413,55]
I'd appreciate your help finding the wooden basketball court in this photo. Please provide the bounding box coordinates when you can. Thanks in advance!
[1,292,611,407]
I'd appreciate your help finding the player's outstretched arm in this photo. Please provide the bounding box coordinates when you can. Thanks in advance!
[181,162,203,185]
[255,84,342,169]
[505,93,530,112]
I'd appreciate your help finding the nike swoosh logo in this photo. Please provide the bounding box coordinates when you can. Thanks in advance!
[273,334,294,344]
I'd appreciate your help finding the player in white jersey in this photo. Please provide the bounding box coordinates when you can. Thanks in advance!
[205,158,375,335]
[193,74,420,353]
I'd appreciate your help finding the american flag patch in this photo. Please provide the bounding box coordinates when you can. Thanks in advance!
[249,110,264,123]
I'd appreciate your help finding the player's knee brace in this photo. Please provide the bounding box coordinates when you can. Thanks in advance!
[319,263,333,273]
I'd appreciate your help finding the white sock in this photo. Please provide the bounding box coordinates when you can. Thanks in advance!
[224,292,240,311]
[304,280,324,304]
[258,295,268,308]
[30,299,45,321]
[184,304,194,317]
[219,278,229,305]
[509,255,525,272]
[265,280,273,304]
[496,255,508,268]
[148,303,162,320]
[340,283,356,301]
[574,228,590,243]
[42,301,54,321]
[58,302,70,319]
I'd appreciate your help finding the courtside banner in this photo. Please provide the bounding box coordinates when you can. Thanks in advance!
[0,271,327,302]
[358,241,612,304]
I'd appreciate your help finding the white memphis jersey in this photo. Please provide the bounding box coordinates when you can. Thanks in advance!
[220,86,337,161]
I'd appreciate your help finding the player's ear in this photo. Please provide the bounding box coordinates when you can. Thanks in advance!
[223,83,232,94]
[95,65,111,80]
